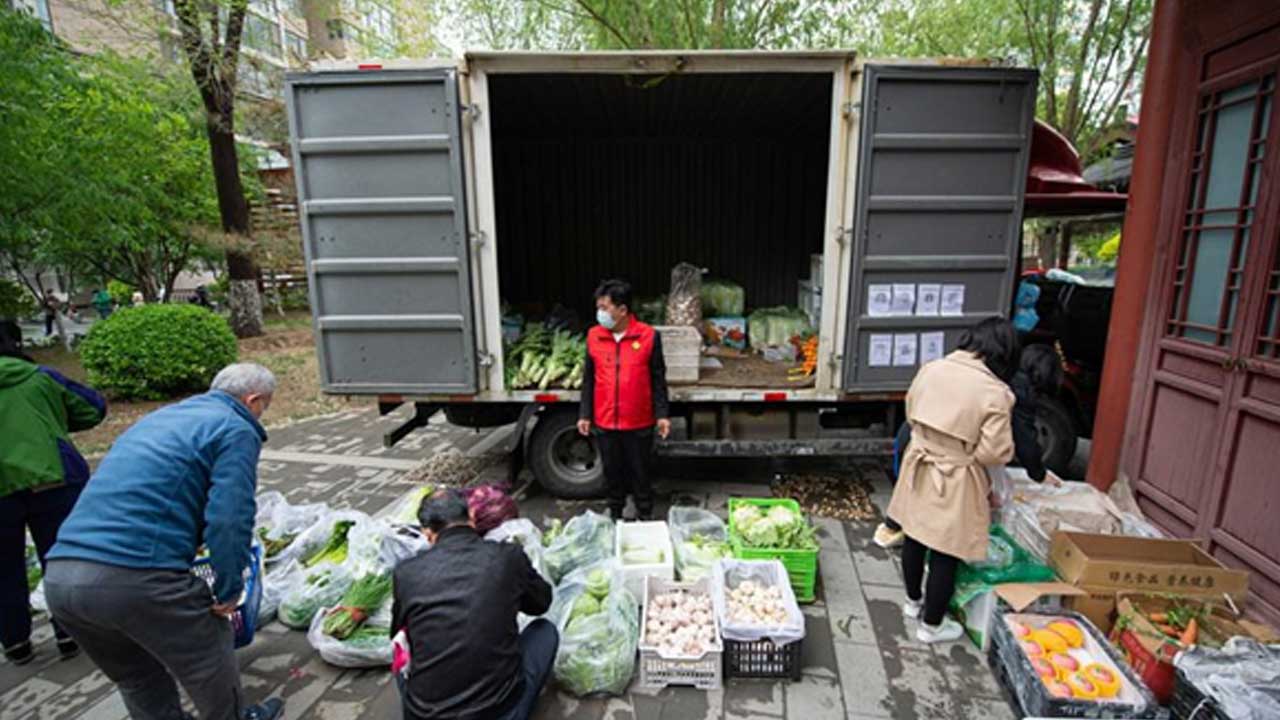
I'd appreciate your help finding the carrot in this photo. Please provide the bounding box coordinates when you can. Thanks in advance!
[1156,623,1179,637]
[1149,612,1169,623]
[1180,618,1198,646]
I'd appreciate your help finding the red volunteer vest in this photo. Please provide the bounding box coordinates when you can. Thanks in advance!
[587,320,657,431]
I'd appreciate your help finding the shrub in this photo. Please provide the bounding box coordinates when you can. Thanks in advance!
[106,280,135,306]
[80,304,238,399]
[0,279,37,320]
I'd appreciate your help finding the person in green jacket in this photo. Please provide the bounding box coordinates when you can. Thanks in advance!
[0,320,106,665]
[90,288,113,319]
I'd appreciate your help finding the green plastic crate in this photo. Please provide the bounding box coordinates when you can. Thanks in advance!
[727,498,819,603]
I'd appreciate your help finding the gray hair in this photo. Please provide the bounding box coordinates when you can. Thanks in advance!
[210,363,277,398]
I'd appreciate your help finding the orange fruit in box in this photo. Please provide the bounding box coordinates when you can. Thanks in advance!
[1066,671,1101,699]
[1030,629,1069,655]
[1030,657,1056,680]
[1049,653,1080,677]
[1021,640,1045,657]
[1011,621,1032,639]
[1044,678,1073,699]
[1048,620,1085,648]
[1083,663,1122,698]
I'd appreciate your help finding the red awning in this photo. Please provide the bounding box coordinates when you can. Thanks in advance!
[1024,121,1128,217]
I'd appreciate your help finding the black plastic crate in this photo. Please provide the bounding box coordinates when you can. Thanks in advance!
[1170,668,1230,720]
[723,638,802,681]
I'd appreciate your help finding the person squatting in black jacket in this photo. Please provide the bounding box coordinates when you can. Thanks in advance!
[874,343,1065,549]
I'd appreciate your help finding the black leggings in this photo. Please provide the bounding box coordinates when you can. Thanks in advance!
[901,534,960,626]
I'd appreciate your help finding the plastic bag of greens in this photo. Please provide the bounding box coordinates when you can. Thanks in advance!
[768,308,811,348]
[668,507,731,582]
[711,559,805,646]
[748,308,775,352]
[552,563,638,697]
[543,511,614,584]
[288,510,367,571]
[666,262,705,328]
[701,279,745,317]
[486,519,550,584]
[278,562,354,629]
[259,557,304,625]
[385,484,436,527]
[254,492,327,565]
[309,595,394,668]
[956,526,1055,586]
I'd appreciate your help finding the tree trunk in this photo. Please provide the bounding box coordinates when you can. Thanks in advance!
[206,114,264,337]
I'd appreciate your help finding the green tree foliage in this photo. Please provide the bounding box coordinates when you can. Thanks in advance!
[0,279,37,321]
[0,11,260,306]
[80,304,238,400]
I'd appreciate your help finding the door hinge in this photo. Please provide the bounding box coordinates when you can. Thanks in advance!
[469,230,487,248]
[842,101,859,119]
[835,226,854,246]
[462,103,481,121]
[477,351,495,367]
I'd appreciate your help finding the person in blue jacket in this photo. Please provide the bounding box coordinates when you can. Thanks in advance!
[0,321,105,666]
[44,363,284,720]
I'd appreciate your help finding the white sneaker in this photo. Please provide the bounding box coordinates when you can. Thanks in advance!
[916,617,965,644]
[902,599,923,620]
[873,523,905,549]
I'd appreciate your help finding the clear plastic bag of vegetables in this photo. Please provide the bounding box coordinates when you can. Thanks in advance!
[486,519,550,584]
[259,557,304,625]
[711,559,805,646]
[284,510,367,572]
[543,511,615,584]
[666,262,705,328]
[278,562,354,629]
[308,594,394,668]
[254,492,328,565]
[385,484,436,526]
[551,562,639,697]
[700,279,745,317]
[667,507,731,582]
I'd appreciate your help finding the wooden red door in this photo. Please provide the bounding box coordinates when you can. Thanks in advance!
[1131,27,1280,624]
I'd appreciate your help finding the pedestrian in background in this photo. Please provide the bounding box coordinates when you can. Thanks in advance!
[887,317,1017,644]
[42,291,59,336]
[44,363,284,720]
[0,320,105,665]
[90,288,113,320]
[577,279,671,521]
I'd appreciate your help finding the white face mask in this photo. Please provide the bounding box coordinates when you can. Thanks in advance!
[596,308,617,330]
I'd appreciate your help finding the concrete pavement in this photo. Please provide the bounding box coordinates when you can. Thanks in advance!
[0,406,1021,719]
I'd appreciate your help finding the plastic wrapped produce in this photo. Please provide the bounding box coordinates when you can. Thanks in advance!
[254,492,327,565]
[666,263,704,328]
[700,279,745,318]
[543,511,614,584]
[486,519,550,583]
[386,484,436,526]
[309,595,395,669]
[259,558,304,625]
[668,507,731,582]
[711,559,805,646]
[278,563,354,629]
[552,563,639,697]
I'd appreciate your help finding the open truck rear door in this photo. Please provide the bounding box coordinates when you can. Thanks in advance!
[842,64,1037,391]
[286,68,477,394]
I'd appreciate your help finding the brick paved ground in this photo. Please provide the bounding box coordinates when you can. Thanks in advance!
[0,407,1021,720]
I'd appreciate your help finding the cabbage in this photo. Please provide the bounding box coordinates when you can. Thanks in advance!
[544,512,614,584]
[554,585,638,697]
[571,593,601,620]
[701,279,745,317]
[748,307,812,350]
[732,504,818,551]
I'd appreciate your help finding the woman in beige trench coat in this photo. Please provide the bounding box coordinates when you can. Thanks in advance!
[886,318,1018,643]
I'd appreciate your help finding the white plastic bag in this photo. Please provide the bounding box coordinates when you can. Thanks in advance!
[543,511,614,584]
[668,507,731,582]
[486,519,550,584]
[255,492,328,566]
[384,484,437,526]
[259,558,304,625]
[285,510,367,570]
[308,596,394,668]
[278,563,354,629]
[711,559,805,646]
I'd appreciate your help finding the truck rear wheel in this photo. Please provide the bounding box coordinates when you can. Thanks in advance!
[1036,396,1079,477]
[528,410,605,498]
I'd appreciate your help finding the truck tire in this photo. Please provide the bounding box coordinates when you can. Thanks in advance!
[528,410,605,498]
[1036,396,1078,477]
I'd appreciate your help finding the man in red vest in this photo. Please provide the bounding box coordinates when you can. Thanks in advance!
[577,279,671,520]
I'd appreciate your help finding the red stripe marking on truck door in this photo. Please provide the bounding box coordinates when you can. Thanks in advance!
[357,63,383,70]
[534,394,559,403]
[763,392,788,402]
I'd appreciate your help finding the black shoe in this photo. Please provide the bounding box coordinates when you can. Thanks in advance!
[57,638,80,661]
[4,641,34,666]
[243,698,284,720]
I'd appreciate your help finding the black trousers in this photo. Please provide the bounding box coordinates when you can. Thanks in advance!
[901,534,960,626]
[0,483,81,649]
[596,428,654,517]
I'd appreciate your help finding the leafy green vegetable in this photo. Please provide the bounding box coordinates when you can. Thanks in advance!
[544,512,613,583]
[343,625,390,651]
[701,279,745,317]
[322,572,393,640]
[586,568,610,600]
[257,527,299,559]
[731,504,818,551]
[303,520,355,568]
[554,590,639,697]
[280,566,350,629]
[542,519,564,548]
[571,593,601,620]
[393,484,436,525]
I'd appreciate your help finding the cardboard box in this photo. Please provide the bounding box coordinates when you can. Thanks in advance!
[1049,532,1250,599]
[703,317,747,350]
[951,582,1084,652]
[1062,586,1119,634]
[1110,594,1280,704]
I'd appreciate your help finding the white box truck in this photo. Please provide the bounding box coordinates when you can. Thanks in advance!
[284,51,1037,497]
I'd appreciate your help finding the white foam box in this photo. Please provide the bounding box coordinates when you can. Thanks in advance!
[952,582,1084,652]
[616,520,675,603]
